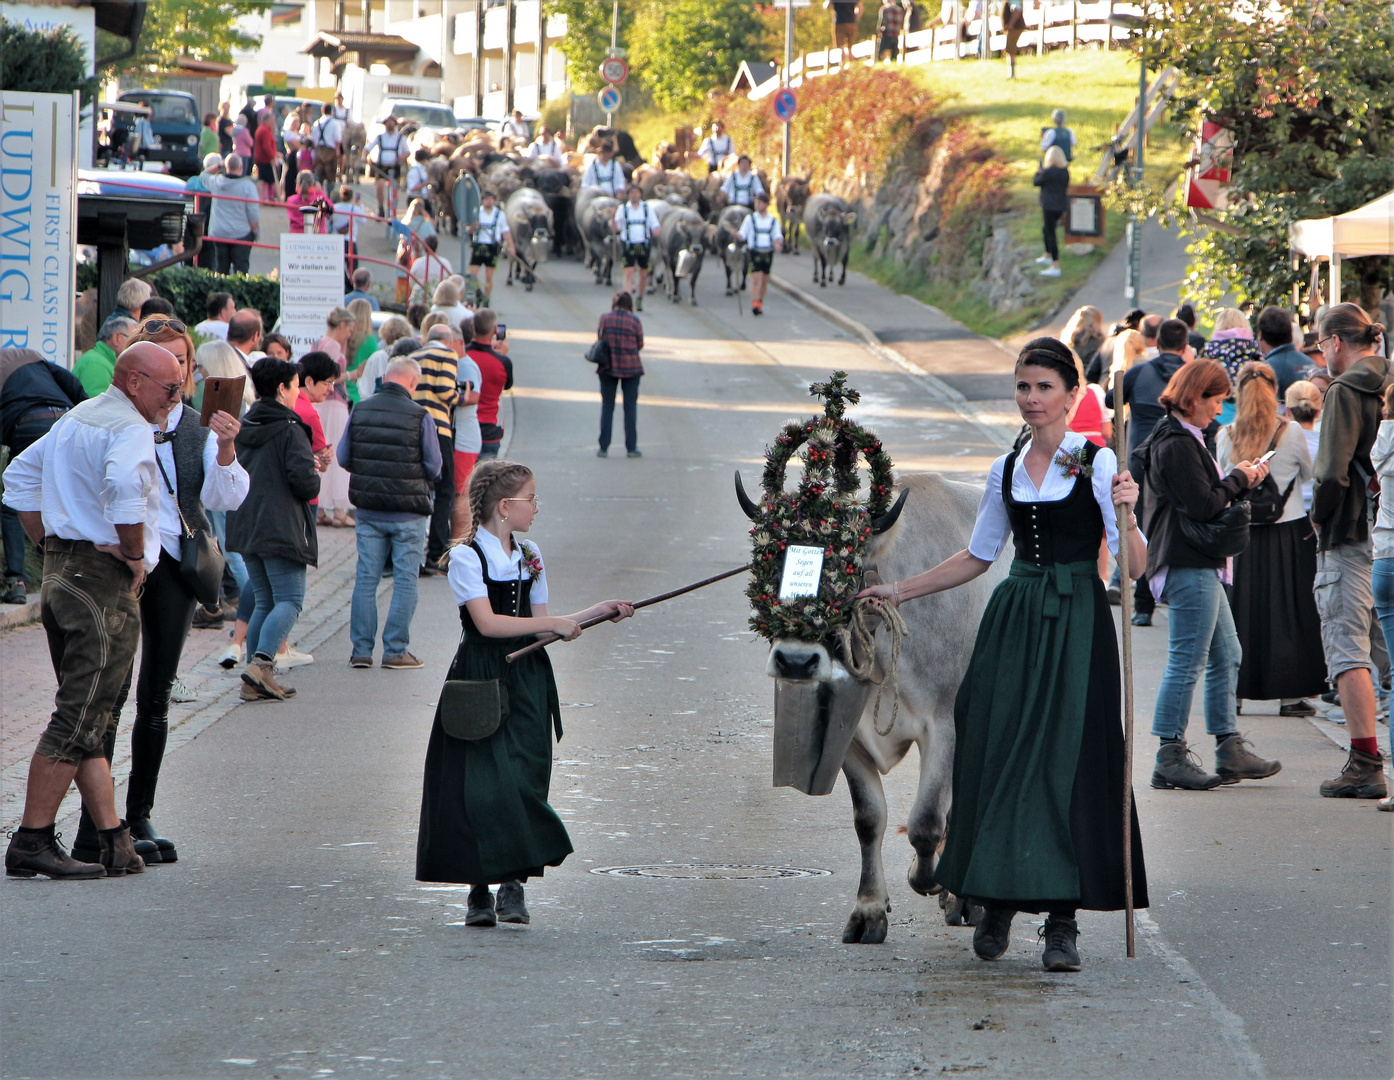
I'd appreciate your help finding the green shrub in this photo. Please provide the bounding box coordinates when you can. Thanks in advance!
[76,264,280,325]
[0,20,98,105]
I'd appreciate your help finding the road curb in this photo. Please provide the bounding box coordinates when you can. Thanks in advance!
[0,597,41,631]
[768,274,1018,451]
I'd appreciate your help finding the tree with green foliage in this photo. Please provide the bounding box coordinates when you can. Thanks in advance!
[544,0,638,96]
[1133,0,1394,311]
[100,0,261,80]
[0,20,99,105]
[631,0,771,114]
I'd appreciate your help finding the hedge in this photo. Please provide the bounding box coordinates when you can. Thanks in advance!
[77,264,280,326]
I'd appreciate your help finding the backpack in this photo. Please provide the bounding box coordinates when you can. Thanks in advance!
[1242,423,1298,525]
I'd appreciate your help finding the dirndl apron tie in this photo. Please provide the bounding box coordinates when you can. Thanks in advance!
[1009,559,1098,618]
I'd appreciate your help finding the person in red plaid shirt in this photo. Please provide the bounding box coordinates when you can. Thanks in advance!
[595,292,645,459]
[877,1,906,60]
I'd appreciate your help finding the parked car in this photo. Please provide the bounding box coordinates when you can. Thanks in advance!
[111,90,202,177]
[367,100,459,152]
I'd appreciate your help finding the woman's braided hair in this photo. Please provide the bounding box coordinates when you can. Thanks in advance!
[457,460,534,547]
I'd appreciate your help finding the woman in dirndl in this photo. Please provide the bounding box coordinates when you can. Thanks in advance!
[416,460,633,925]
[861,337,1150,972]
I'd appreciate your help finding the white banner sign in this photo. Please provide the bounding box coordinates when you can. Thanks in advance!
[279,232,344,359]
[0,91,79,366]
[779,545,825,599]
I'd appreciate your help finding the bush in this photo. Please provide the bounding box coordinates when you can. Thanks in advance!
[0,20,98,105]
[77,264,280,325]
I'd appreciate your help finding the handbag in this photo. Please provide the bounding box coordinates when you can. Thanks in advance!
[585,336,611,366]
[439,678,509,740]
[153,454,226,606]
[1176,499,1251,559]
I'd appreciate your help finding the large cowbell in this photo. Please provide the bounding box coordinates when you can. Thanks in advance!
[772,664,873,796]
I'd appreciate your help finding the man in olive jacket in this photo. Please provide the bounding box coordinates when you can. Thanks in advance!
[338,357,441,670]
[1310,304,1391,802]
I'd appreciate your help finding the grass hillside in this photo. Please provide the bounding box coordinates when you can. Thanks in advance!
[852,47,1188,336]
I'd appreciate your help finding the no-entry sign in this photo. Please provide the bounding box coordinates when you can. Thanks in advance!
[773,88,798,123]
[600,56,629,85]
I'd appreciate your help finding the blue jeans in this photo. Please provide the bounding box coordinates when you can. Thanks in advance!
[207,509,249,593]
[243,554,307,662]
[350,517,427,658]
[598,372,640,453]
[1371,558,1394,675]
[1151,567,1241,741]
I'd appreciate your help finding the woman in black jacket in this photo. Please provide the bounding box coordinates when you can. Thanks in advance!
[1142,359,1282,791]
[226,358,321,703]
[1033,145,1070,278]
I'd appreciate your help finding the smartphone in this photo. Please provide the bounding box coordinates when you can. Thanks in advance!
[1258,449,1278,464]
[495,324,507,340]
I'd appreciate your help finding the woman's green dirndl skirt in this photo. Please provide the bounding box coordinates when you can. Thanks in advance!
[416,634,573,885]
[936,559,1148,912]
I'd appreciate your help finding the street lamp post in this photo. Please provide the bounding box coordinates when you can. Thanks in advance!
[783,0,793,176]
[1109,12,1146,305]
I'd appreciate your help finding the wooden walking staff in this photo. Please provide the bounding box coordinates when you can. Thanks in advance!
[505,565,751,663]
[1112,367,1137,959]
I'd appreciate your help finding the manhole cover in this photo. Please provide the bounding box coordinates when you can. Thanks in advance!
[590,863,831,880]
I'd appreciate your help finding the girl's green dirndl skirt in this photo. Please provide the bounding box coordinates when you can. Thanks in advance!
[416,635,573,885]
[936,559,1148,912]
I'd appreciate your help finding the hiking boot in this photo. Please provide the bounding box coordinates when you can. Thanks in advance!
[191,604,224,630]
[1214,733,1282,783]
[241,660,286,700]
[465,884,496,927]
[496,881,530,924]
[1039,917,1081,972]
[635,296,643,312]
[972,905,1015,961]
[262,665,296,699]
[1319,748,1388,799]
[98,822,145,876]
[381,652,424,670]
[240,681,278,702]
[5,825,104,879]
[1152,740,1223,790]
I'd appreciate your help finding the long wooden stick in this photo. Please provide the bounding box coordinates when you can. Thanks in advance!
[505,564,751,663]
[1112,367,1136,959]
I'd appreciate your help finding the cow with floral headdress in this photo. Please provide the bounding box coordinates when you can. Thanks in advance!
[735,372,1007,944]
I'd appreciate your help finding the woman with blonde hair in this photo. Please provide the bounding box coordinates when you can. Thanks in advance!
[343,297,377,404]
[1062,305,1105,376]
[126,315,197,399]
[1032,145,1070,277]
[356,315,414,402]
[431,278,471,327]
[1217,361,1323,715]
[1201,307,1262,380]
[193,339,255,415]
[313,306,356,527]
[1284,380,1322,509]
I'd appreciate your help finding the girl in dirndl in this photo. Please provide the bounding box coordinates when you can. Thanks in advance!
[416,461,633,925]
[860,337,1150,972]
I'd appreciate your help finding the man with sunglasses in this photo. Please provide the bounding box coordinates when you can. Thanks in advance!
[2,342,184,878]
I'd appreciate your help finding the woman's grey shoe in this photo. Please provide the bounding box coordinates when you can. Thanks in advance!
[1152,740,1223,789]
[1214,733,1281,783]
[465,884,496,927]
[496,880,530,924]
[971,905,1014,960]
[1039,917,1082,972]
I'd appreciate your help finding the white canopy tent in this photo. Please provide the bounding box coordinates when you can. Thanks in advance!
[1290,188,1394,305]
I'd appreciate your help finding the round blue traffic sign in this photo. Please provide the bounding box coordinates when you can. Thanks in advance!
[773,88,798,123]
[598,86,623,113]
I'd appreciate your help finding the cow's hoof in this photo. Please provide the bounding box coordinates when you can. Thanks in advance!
[505,279,513,286]
[907,853,941,897]
[842,905,889,945]
[690,298,699,306]
[525,283,533,292]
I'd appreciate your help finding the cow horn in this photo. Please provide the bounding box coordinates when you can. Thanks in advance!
[734,471,761,522]
[870,488,909,534]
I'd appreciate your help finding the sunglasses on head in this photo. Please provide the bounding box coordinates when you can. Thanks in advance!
[142,318,187,335]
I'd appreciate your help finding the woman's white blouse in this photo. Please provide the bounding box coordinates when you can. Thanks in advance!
[448,529,549,607]
[968,431,1124,561]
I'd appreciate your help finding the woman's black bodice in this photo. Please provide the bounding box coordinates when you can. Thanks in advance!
[458,540,533,640]
[1003,442,1106,567]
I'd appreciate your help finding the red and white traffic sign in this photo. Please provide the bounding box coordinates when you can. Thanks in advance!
[600,56,629,85]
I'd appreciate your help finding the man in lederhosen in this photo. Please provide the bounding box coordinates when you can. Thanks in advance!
[721,155,765,209]
[468,190,516,308]
[611,184,660,312]
[365,115,407,218]
[310,103,343,187]
[738,190,783,316]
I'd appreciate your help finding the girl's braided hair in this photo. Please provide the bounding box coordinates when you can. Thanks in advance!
[456,460,534,547]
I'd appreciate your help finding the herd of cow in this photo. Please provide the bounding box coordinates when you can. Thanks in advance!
[408,125,859,301]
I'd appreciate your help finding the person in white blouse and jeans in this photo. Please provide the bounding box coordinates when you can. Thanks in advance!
[2,343,187,879]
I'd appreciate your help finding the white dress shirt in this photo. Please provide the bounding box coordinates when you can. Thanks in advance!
[448,529,549,606]
[721,169,765,206]
[194,319,230,340]
[581,158,622,196]
[474,205,510,245]
[150,402,250,560]
[527,138,561,160]
[1,385,162,569]
[699,133,733,168]
[613,201,660,244]
[968,430,1126,562]
[738,211,783,250]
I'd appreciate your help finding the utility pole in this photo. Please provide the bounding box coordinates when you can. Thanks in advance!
[503,0,515,115]
[607,0,619,126]
[1107,11,1146,308]
[782,0,793,176]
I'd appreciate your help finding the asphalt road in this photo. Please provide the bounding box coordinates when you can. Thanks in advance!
[2,251,1388,1080]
